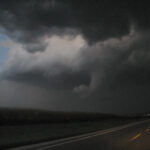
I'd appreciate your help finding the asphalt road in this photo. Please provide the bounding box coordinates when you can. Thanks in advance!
[10,119,150,150]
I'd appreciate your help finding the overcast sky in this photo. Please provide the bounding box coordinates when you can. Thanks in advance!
[0,0,150,114]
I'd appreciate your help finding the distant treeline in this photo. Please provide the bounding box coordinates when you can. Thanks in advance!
[0,108,146,125]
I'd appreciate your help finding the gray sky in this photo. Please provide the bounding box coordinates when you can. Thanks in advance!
[0,0,150,114]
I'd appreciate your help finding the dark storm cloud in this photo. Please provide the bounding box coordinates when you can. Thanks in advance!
[3,69,90,89]
[113,32,150,87]
[0,0,150,51]
[1,0,150,113]
[2,27,150,97]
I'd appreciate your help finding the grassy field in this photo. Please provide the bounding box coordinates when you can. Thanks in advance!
[0,108,119,125]
[0,108,147,149]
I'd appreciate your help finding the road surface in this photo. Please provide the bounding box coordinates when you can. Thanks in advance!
[10,119,150,150]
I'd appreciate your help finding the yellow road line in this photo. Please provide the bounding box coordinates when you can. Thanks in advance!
[130,133,142,141]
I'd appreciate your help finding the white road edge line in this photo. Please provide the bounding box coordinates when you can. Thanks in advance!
[9,119,150,150]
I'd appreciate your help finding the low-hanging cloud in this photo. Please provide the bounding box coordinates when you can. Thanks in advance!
[0,0,150,113]
[2,27,150,94]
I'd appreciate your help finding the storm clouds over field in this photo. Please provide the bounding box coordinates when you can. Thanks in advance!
[0,0,150,113]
